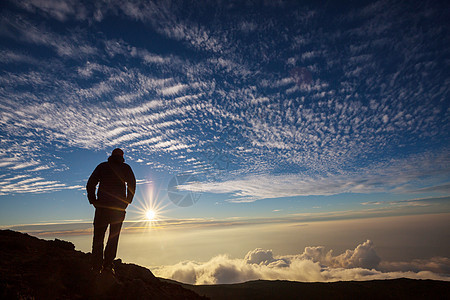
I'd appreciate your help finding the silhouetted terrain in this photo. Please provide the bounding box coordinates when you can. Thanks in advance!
[178,278,450,300]
[1,230,449,300]
[0,230,206,299]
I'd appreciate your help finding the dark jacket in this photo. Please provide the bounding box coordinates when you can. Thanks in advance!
[86,155,136,211]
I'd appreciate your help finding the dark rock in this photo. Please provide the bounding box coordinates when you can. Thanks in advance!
[50,238,76,251]
[0,230,207,300]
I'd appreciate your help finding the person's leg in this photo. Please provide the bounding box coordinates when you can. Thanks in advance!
[103,210,125,270]
[92,208,108,272]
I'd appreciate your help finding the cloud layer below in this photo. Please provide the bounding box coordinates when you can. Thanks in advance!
[153,240,450,284]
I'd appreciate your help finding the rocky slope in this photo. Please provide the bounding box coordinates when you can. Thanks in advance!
[0,230,206,299]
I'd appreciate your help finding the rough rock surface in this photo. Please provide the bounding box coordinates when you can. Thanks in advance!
[0,230,207,299]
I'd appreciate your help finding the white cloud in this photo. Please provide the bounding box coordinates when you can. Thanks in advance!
[15,0,88,21]
[0,157,21,168]
[9,161,40,170]
[239,21,257,33]
[0,14,96,57]
[114,1,225,53]
[130,47,179,66]
[361,196,447,207]
[0,50,38,64]
[160,84,189,96]
[379,257,450,274]
[0,59,202,168]
[176,151,450,201]
[77,62,112,78]
[153,240,450,284]
[136,179,152,185]
[0,174,82,194]
[0,0,448,198]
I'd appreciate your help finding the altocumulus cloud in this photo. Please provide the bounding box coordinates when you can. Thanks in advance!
[177,150,450,202]
[153,240,450,284]
[1,0,449,198]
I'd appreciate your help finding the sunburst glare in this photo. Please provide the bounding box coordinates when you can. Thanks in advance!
[126,180,171,231]
[145,209,156,221]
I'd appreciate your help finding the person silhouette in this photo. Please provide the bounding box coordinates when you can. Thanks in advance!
[86,148,136,274]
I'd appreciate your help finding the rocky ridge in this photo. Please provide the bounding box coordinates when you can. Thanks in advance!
[0,230,206,299]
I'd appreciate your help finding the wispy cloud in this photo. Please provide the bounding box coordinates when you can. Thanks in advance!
[178,152,450,201]
[361,196,448,207]
[0,173,82,194]
[0,14,96,57]
[0,50,39,64]
[14,0,89,21]
[0,0,448,198]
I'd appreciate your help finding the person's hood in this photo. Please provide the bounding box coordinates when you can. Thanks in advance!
[108,155,125,163]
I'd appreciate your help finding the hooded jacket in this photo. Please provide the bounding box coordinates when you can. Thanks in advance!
[86,155,136,210]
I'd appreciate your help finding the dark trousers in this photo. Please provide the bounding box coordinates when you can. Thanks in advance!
[92,207,126,269]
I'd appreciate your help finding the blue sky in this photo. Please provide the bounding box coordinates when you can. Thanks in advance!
[0,0,449,283]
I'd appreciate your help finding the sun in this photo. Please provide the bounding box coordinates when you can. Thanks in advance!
[145,209,156,221]
[131,184,170,228]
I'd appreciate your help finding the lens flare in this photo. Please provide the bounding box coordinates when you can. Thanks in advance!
[145,209,156,221]
[126,180,171,232]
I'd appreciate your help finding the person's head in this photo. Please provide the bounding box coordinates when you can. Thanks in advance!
[111,148,124,157]
[109,148,125,163]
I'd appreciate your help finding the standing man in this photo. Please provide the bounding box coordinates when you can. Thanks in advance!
[86,148,136,274]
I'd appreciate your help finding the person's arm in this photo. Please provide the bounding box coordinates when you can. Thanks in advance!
[86,165,100,205]
[126,166,136,204]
